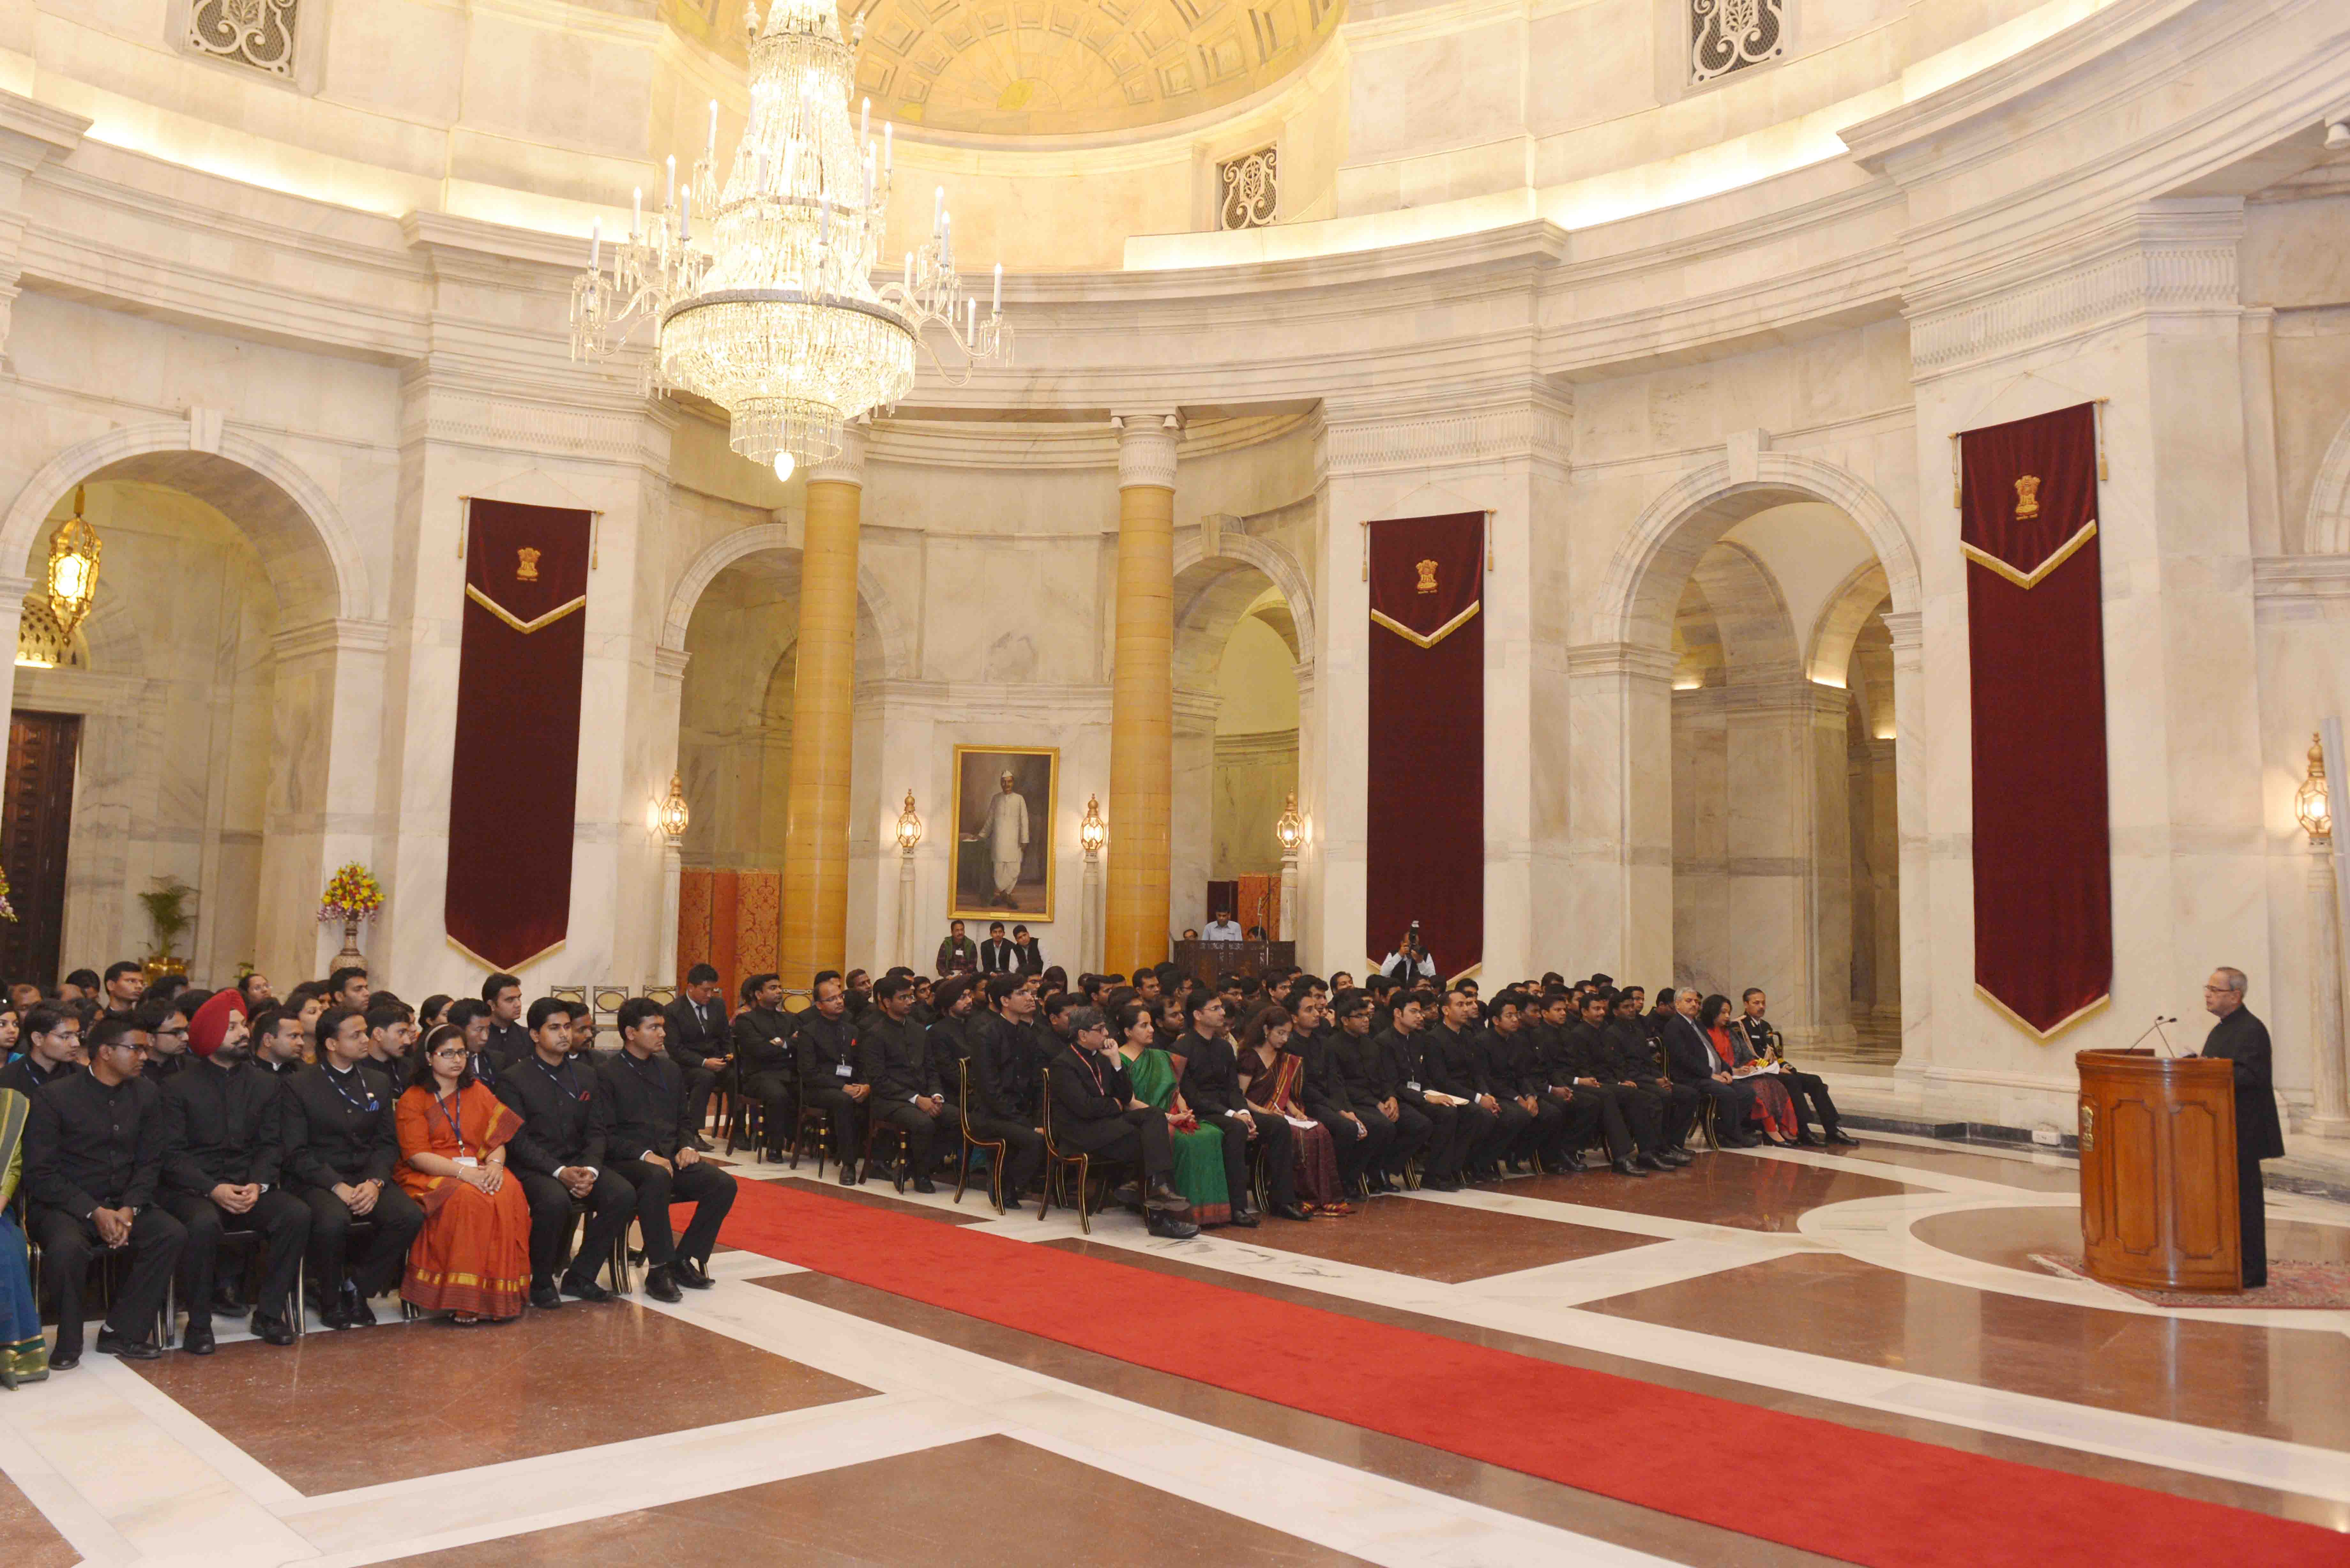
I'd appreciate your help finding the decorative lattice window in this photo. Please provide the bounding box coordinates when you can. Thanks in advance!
[1690,0,1785,86]
[15,598,86,671]
[1219,146,1277,232]
[187,0,302,79]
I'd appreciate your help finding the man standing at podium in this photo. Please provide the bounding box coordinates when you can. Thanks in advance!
[2199,967,2285,1288]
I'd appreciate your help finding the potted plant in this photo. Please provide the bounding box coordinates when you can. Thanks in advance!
[318,863,384,968]
[139,875,195,979]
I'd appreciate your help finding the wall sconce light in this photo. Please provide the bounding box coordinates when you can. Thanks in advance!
[45,485,101,639]
[1275,793,1304,854]
[2296,733,2331,845]
[1080,794,1106,856]
[657,773,691,841]
[895,789,924,855]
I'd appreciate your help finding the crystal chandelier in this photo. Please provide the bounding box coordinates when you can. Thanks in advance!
[568,0,1008,480]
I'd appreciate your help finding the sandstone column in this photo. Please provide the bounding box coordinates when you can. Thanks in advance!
[779,423,865,989]
[1105,412,1178,977]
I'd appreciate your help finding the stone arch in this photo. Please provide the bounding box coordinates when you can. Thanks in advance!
[1593,452,1921,651]
[1806,559,1893,687]
[661,522,913,680]
[2306,411,2350,555]
[1171,530,1317,667]
[1683,541,1801,684]
[1,421,372,623]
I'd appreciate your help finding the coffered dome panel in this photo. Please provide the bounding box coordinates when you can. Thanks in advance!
[662,0,1344,137]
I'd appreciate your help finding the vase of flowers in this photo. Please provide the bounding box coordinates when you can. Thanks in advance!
[139,876,195,980]
[0,862,16,923]
[318,863,384,968]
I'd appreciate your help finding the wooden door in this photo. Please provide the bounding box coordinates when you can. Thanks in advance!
[0,711,80,985]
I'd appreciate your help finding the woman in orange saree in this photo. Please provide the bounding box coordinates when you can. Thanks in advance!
[395,1025,531,1322]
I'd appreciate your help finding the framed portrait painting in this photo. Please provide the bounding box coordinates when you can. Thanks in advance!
[951,745,1058,922]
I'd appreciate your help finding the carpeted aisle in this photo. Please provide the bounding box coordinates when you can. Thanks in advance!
[708,1179,2346,1567]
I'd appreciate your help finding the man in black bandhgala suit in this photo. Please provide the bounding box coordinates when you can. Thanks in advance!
[2197,967,2285,1288]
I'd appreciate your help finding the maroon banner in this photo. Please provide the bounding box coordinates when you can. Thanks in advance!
[445,500,591,971]
[1367,512,1484,977]
[1960,403,2110,1038]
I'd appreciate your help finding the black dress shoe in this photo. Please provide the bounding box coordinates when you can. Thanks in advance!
[1420,1174,1462,1192]
[1144,1210,1200,1240]
[691,1135,716,1152]
[1228,1206,1261,1228]
[559,1273,612,1303]
[179,1323,216,1356]
[837,1163,859,1186]
[529,1281,564,1311]
[1610,1156,1648,1178]
[211,1285,246,1318]
[96,1330,163,1361]
[1634,1152,1666,1172]
[1659,1148,1694,1167]
[49,1348,80,1371]
[671,1259,715,1290]
[911,1177,937,1195]
[1271,1202,1312,1221]
[1826,1128,1861,1147]
[1110,1181,1143,1210]
[1795,1130,1823,1147]
[340,1283,377,1327]
[252,1315,297,1347]
[1143,1178,1190,1212]
[318,1301,354,1331]
[644,1265,683,1303]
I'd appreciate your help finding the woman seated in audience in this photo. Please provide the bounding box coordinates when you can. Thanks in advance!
[1234,1004,1348,1215]
[0,1087,47,1387]
[1110,999,1231,1225]
[1699,994,1798,1146]
[417,994,452,1031]
[395,1024,531,1323]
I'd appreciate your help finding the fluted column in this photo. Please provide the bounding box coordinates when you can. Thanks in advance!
[1105,411,1178,977]
[779,424,865,990]
[2310,841,2349,1137]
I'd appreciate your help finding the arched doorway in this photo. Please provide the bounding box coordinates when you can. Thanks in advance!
[1601,457,1921,1065]
[0,433,371,989]
[1172,549,1311,943]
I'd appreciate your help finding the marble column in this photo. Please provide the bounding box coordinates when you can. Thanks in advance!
[1104,411,1178,978]
[2309,840,2349,1137]
[779,423,865,988]
[658,838,683,991]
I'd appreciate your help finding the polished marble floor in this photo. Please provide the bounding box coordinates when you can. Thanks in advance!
[3,1130,2346,1566]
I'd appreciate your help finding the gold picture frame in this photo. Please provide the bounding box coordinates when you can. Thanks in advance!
[950,744,1059,923]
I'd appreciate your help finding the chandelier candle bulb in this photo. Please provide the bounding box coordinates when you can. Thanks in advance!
[883,121,891,171]
[707,99,719,162]
[993,262,1001,312]
[680,187,692,241]
[590,217,600,273]
[632,187,641,239]
[666,154,676,210]
[860,97,869,144]
[933,185,943,235]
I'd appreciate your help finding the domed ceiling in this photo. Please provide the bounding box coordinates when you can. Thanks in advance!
[661,0,1344,137]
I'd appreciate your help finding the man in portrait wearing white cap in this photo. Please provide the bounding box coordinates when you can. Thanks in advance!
[969,769,1030,909]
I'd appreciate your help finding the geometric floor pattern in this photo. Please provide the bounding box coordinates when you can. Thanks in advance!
[3,1131,2345,1565]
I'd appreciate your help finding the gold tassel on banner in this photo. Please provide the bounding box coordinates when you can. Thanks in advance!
[2093,398,2109,482]
[1360,518,1368,582]
[1950,435,1961,509]
[1485,510,1494,573]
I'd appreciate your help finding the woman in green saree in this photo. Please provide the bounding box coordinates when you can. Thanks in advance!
[1112,1000,1231,1226]
[0,1087,48,1386]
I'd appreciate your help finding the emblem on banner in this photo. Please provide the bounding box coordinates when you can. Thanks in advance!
[2013,474,2042,521]
[1415,559,1439,594]
[516,547,542,582]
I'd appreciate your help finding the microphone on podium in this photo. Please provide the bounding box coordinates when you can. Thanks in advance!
[2127,1015,2181,1056]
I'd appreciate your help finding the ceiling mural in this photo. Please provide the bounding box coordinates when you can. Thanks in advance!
[660,0,1344,137]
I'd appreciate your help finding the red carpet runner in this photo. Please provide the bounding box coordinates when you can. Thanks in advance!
[710,1180,2345,1567]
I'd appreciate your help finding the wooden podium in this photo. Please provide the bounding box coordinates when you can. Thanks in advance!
[2075,1048,2241,1292]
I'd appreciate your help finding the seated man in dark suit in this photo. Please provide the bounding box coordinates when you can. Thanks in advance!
[857,974,948,1190]
[1172,993,1306,1222]
[965,973,1046,1200]
[480,974,533,1069]
[0,1005,82,1097]
[493,998,636,1308]
[1330,988,1426,1193]
[1661,990,1758,1147]
[281,1007,425,1328]
[1475,991,1565,1173]
[598,999,736,1303]
[249,1005,308,1079]
[1606,990,1699,1155]
[730,973,795,1160]
[1731,989,1857,1146]
[1291,984,1392,1195]
[1046,1008,1196,1239]
[795,972,867,1182]
[23,1016,186,1367]
[1421,990,1506,1180]
[158,992,308,1351]
[662,964,732,1150]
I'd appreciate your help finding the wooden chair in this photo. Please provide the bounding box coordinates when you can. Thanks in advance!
[953,1056,1007,1212]
[1036,1065,1129,1235]
[789,1101,837,1179]
[861,1116,912,1193]
[559,1198,636,1295]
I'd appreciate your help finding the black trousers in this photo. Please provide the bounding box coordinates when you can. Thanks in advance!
[30,1203,186,1356]
[611,1157,735,1268]
[1540,1090,1604,1163]
[804,1085,867,1164]
[1778,1068,1841,1134]
[1367,1101,1431,1176]
[1054,1106,1173,1181]
[868,1099,948,1174]
[1687,1077,1756,1140]
[1636,1077,1700,1148]
[1205,1108,1295,1209]
[967,1112,1045,1197]
[1474,1100,1532,1168]
[1317,1109,1393,1188]
[1394,1090,1478,1179]
[739,1070,796,1155]
[679,1064,721,1136]
[2240,1150,2268,1288]
[296,1180,423,1302]
[163,1187,309,1324]
[514,1167,637,1286]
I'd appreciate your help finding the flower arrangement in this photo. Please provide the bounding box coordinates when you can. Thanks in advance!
[318,863,384,925]
[0,862,15,923]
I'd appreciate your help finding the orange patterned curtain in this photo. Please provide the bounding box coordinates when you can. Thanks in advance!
[677,868,782,1003]
[1235,875,1280,940]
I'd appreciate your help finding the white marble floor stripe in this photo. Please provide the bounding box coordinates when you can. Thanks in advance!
[1460,1233,1814,1307]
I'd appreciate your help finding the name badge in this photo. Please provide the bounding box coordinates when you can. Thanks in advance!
[1405,1080,1421,1092]
[835,1062,853,1078]
[457,1156,480,1168]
